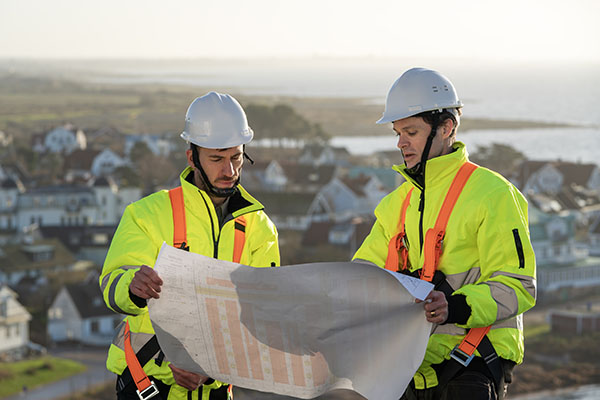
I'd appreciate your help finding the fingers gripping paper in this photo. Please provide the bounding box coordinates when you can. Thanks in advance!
[148,243,432,400]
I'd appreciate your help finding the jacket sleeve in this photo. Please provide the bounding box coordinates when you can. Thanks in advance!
[248,210,281,268]
[454,184,537,328]
[99,202,163,316]
[352,219,390,267]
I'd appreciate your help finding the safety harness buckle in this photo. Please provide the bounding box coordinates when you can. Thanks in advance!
[450,345,475,367]
[136,381,160,400]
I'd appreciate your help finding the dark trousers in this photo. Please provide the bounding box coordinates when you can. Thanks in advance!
[400,358,514,400]
[116,375,230,400]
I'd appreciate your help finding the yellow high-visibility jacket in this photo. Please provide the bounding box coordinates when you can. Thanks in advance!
[99,167,280,399]
[353,142,536,389]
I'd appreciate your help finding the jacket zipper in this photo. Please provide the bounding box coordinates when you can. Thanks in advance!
[199,192,219,258]
[512,228,525,268]
[418,189,425,254]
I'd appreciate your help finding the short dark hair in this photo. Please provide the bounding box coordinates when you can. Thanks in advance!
[416,108,462,137]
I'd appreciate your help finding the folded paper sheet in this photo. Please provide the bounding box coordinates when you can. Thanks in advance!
[148,243,432,400]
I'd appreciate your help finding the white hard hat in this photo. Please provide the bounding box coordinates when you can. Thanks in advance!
[377,67,462,124]
[180,92,254,149]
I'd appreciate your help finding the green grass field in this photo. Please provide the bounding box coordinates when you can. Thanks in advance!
[0,356,86,398]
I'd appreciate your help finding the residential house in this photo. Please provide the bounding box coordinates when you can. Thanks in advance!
[529,206,588,266]
[307,175,388,223]
[0,238,78,287]
[47,275,121,345]
[0,178,24,242]
[40,225,117,265]
[13,179,141,232]
[0,285,32,360]
[347,166,405,191]
[63,149,101,181]
[252,191,316,231]
[91,148,129,177]
[516,160,600,195]
[301,217,375,256]
[33,124,87,154]
[124,134,174,157]
[281,163,338,193]
[589,215,600,257]
[298,144,351,167]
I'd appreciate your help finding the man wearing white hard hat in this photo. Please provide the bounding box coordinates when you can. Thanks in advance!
[100,92,280,400]
[353,68,536,399]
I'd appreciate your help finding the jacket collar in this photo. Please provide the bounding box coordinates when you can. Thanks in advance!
[393,141,470,190]
[179,166,264,217]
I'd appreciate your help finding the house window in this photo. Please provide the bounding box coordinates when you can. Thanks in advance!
[91,320,99,333]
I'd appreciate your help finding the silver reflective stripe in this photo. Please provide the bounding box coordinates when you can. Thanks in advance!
[100,266,139,292]
[100,274,111,293]
[433,315,520,336]
[109,274,135,315]
[485,281,519,320]
[491,271,536,299]
[445,267,481,292]
[112,320,156,353]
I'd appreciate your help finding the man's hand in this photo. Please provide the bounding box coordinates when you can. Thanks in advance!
[416,290,448,324]
[129,265,163,300]
[169,364,210,390]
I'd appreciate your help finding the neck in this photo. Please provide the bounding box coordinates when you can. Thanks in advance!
[193,172,226,207]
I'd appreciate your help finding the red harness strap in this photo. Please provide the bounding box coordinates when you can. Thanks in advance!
[385,188,414,272]
[386,162,491,362]
[420,162,478,282]
[124,321,160,400]
[169,186,188,250]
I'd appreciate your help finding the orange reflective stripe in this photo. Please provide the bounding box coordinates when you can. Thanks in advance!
[385,188,413,272]
[233,215,246,263]
[421,162,478,282]
[124,321,159,399]
[169,187,187,250]
[458,326,491,356]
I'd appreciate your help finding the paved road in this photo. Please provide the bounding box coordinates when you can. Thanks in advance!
[3,345,115,400]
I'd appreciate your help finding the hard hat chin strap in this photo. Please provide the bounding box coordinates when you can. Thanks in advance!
[406,121,438,185]
[191,145,239,198]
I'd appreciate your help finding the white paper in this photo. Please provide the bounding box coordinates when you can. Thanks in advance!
[148,243,432,400]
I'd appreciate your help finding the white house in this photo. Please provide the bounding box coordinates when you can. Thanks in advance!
[517,160,600,195]
[0,238,77,287]
[124,134,174,157]
[307,175,388,223]
[529,206,588,266]
[0,178,23,234]
[91,148,129,177]
[14,181,141,231]
[48,277,121,345]
[35,124,87,154]
[298,144,350,167]
[0,285,32,359]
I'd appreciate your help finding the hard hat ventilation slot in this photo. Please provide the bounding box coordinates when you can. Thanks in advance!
[443,85,449,91]
[432,86,439,93]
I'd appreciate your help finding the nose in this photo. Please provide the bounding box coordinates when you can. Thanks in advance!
[396,134,409,150]
[222,160,235,177]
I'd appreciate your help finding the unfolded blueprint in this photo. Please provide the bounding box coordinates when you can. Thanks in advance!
[148,243,433,400]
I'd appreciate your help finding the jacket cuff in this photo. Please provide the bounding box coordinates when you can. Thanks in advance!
[444,294,471,325]
[129,289,148,308]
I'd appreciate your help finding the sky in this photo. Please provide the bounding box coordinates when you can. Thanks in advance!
[1,0,599,63]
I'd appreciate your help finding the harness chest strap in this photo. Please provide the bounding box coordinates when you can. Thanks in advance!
[386,162,491,361]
